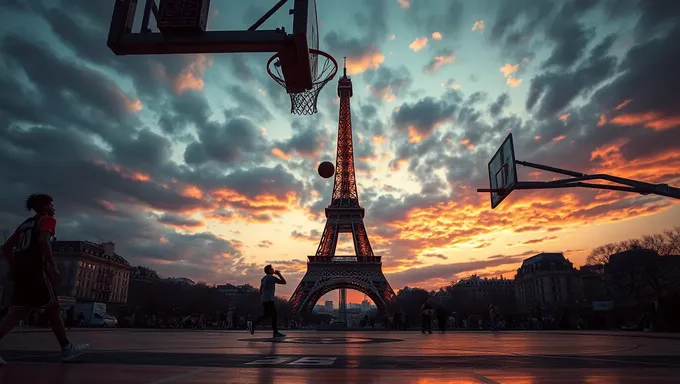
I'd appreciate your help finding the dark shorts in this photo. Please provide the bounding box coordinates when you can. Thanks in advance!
[10,268,57,311]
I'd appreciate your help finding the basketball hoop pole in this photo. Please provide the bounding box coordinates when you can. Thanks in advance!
[477,160,680,199]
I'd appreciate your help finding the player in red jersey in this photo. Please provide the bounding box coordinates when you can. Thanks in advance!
[0,194,89,365]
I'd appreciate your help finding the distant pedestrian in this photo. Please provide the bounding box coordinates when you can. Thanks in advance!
[421,299,434,334]
[248,265,286,338]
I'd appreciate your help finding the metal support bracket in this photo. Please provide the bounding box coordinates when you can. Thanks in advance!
[477,160,680,199]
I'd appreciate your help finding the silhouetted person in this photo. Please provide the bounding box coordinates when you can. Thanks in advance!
[0,194,89,365]
[394,311,402,330]
[489,304,499,332]
[421,299,434,334]
[249,265,286,338]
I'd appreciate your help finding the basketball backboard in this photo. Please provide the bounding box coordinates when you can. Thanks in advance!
[107,0,317,91]
[486,133,518,209]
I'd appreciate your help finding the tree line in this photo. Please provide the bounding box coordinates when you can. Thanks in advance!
[586,226,680,265]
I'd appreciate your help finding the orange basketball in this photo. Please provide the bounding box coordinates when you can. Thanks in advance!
[318,161,335,178]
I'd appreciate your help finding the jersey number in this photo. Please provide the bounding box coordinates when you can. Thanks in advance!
[18,230,32,251]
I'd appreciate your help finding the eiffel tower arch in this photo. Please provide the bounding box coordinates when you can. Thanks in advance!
[290,59,395,319]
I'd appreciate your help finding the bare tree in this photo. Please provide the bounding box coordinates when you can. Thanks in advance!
[586,225,680,265]
[586,242,628,265]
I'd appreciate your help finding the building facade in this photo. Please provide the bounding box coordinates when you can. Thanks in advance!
[451,274,515,313]
[52,241,132,304]
[216,283,258,302]
[514,253,584,314]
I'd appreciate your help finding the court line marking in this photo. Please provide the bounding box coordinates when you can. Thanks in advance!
[148,368,208,384]
[471,372,501,384]
[527,354,680,368]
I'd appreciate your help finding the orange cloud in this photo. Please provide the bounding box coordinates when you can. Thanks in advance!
[91,159,152,183]
[500,63,519,78]
[472,20,485,32]
[131,172,151,182]
[432,32,443,40]
[409,38,428,52]
[424,51,455,73]
[598,114,607,127]
[372,136,387,145]
[459,139,476,151]
[346,50,385,74]
[125,97,143,112]
[589,138,680,179]
[407,126,424,143]
[610,111,680,131]
[506,77,522,87]
[552,135,567,142]
[98,200,117,212]
[397,0,410,8]
[271,147,293,160]
[181,185,204,199]
[175,54,213,94]
[559,113,570,121]
[207,189,299,223]
[615,99,632,111]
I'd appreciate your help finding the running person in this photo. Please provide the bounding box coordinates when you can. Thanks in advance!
[248,265,286,338]
[0,194,89,365]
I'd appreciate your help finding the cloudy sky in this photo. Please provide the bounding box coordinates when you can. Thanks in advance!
[0,0,678,304]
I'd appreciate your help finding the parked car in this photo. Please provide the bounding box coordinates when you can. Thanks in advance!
[101,314,118,328]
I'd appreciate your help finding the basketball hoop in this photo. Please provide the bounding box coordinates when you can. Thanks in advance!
[267,49,338,115]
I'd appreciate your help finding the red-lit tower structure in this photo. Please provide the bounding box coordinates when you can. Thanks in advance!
[289,59,395,319]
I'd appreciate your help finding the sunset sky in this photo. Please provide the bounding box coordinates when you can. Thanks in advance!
[0,0,678,304]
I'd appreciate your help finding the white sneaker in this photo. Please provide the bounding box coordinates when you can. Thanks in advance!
[61,343,90,362]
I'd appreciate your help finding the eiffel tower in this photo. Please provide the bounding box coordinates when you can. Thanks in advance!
[289,58,395,319]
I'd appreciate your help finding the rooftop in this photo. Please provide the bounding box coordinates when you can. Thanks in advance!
[53,240,131,267]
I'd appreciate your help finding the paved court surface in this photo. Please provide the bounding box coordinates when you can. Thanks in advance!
[0,329,679,383]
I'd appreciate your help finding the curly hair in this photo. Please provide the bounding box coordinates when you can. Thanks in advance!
[25,193,53,213]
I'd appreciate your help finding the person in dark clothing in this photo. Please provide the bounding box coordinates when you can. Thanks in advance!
[0,194,89,364]
[249,265,286,338]
[421,299,434,334]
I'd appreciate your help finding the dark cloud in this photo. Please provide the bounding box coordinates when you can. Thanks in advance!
[542,5,596,69]
[423,49,455,73]
[489,93,510,118]
[526,46,617,118]
[258,240,273,248]
[273,118,330,159]
[291,230,322,242]
[184,117,269,166]
[391,93,460,138]
[157,213,204,229]
[388,253,528,288]
[404,1,465,38]
[323,0,388,59]
[363,66,412,100]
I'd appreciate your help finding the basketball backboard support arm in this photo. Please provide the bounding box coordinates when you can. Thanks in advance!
[108,0,300,55]
[478,160,680,200]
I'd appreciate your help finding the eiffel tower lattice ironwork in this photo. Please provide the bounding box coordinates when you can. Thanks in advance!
[289,58,395,318]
